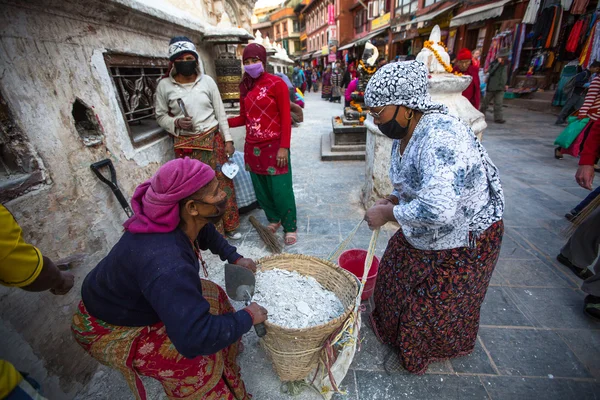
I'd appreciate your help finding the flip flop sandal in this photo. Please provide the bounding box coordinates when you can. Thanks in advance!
[557,254,594,280]
[267,222,281,234]
[284,232,298,246]
[584,295,600,320]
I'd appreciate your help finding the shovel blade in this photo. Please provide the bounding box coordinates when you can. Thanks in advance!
[224,263,256,301]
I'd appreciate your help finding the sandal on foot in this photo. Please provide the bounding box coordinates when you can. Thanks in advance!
[584,295,600,320]
[267,222,281,234]
[557,253,594,279]
[284,232,298,246]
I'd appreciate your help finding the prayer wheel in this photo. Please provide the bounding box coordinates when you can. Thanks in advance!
[215,53,242,104]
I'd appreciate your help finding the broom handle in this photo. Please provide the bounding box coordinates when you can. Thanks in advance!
[357,228,379,300]
[327,220,363,262]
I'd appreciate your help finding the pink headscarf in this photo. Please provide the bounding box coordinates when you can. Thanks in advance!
[123,157,216,233]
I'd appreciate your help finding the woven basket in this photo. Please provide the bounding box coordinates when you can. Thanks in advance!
[256,253,360,382]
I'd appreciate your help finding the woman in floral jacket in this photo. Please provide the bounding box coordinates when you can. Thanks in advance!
[363,61,505,374]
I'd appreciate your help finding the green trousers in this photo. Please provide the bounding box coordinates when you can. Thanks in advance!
[250,167,297,233]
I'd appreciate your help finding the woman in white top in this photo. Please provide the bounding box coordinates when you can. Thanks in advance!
[155,36,241,239]
[363,61,505,374]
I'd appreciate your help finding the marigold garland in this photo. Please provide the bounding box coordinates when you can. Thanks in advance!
[359,60,377,74]
[350,100,363,114]
[423,41,463,76]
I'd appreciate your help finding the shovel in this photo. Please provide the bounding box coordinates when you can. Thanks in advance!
[224,263,267,337]
[90,159,133,218]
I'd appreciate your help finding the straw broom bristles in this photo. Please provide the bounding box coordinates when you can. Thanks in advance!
[249,216,283,253]
[564,194,600,237]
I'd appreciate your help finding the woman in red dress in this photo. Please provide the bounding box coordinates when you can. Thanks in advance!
[228,44,298,245]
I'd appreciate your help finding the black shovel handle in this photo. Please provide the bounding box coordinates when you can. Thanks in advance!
[254,323,267,337]
[91,159,133,218]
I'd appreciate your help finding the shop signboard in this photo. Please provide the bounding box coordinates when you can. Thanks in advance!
[328,4,335,25]
[321,45,329,55]
[371,12,390,31]
[328,53,337,62]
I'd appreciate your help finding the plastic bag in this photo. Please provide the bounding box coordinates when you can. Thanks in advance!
[554,116,590,148]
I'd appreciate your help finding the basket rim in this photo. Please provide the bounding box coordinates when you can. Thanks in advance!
[255,253,360,334]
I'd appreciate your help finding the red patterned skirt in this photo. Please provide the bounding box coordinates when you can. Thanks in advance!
[370,220,504,374]
[72,280,250,400]
[174,129,240,234]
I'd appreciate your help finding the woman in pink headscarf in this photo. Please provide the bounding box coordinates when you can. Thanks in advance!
[72,158,268,400]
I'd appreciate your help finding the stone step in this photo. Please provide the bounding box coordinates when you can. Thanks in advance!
[320,134,365,161]
[504,97,561,114]
[329,132,366,152]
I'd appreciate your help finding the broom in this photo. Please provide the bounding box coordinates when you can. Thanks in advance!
[564,194,600,237]
[249,216,283,253]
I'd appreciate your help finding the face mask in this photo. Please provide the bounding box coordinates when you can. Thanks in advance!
[244,63,264,79]
[175,60,197,76]
[377,106,410,140]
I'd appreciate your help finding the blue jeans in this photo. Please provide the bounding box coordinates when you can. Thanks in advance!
[574,185,600,213]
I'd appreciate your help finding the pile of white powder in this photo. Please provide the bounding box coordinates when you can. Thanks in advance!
[253,268,345,329]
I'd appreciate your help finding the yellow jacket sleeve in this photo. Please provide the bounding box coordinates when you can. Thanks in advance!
[0,359,23,398]
[0,205,43,287]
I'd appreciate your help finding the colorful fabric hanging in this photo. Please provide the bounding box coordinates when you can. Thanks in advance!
[523,0,542,24]
[562,0,574,10]
[512,24,526,72]
[567,19,585,52]
[571,0,590,14]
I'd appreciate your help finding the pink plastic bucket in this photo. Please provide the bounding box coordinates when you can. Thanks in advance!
[338,249,380,301]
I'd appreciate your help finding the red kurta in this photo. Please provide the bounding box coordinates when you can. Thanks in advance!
[580,120,600,166]
[454,64,481,110]
[228,73,292,175]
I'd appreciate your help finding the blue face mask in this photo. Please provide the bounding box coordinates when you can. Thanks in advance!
[377,106,409,140]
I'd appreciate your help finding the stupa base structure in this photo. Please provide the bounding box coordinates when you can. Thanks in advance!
[320,117,366,161]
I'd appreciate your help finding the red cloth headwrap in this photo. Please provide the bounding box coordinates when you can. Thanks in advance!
[241,43,268,96]
[457,48,472,61]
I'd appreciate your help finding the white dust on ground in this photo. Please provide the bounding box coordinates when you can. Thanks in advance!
[253,268,344,329]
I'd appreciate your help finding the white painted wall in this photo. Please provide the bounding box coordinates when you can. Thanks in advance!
[0,1,236,398]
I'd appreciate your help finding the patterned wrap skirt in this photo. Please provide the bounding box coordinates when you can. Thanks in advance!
[370,220,504,374]
[71,280,250,400]
[174,128,240,234]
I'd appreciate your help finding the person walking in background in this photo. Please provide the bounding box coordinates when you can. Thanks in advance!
[292,63,306,93]
[556,124,600,321]
[311,68,319,92]
[228,43,298,246]
[305,67,313,93]
[321,65,333,100]
[454,48,481,109]
[480,48,509,124]
[1,204,75,399]
[555,61,600,126]
[155,36,242,240]
[330,61,343,103]
[472,48,482,69]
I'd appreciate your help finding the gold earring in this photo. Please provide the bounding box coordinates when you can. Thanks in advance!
[405,109,414,121]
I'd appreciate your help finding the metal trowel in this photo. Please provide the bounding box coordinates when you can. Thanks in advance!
[224,263,267,337]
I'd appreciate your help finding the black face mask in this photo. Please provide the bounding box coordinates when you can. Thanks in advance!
[175,60,197,77]
[377,106,410,140]
[200,198,228,224]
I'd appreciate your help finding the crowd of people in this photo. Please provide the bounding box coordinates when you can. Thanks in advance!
[1,36,599,400]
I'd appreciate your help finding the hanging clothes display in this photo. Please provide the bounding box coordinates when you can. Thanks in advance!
[571,0,590,14]
[484,31,514,71]
[588,18,600,66]
[562,0,574,10]
[579,20,597,67]
[567,19,586,52]
[533,5,561,48]
[512,24,526,73]
[523,0,542,24]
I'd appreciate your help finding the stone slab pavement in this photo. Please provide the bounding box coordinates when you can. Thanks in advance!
[79,92,600,399]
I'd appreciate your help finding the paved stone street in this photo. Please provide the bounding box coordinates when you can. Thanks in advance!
[79,92,600,399]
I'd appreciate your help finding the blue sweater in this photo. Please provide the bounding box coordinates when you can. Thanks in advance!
[81,223,253,358]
